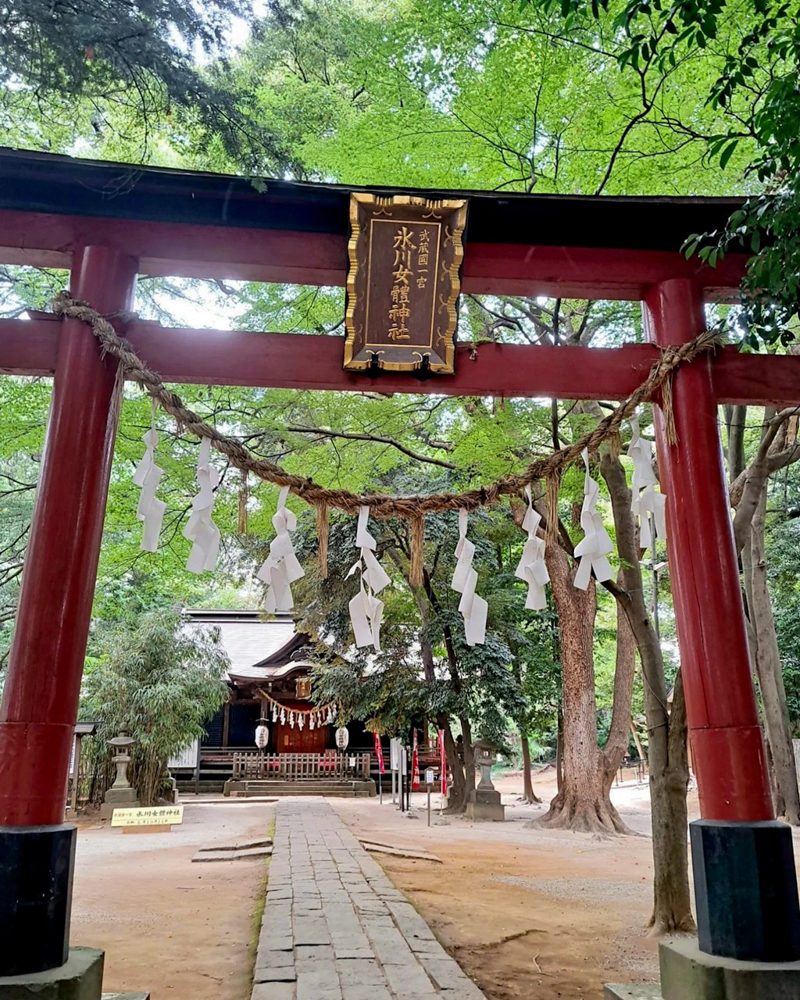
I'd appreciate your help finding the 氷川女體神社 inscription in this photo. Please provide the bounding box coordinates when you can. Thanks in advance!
[344,193,468,374]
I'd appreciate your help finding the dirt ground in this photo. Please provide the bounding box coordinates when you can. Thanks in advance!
[71,800,276,1000]
[332,772,670,1000]
[68,775,800,1000]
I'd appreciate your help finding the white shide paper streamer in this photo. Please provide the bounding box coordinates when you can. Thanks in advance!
[183,437,221,574]
[628,415,667,554]
[131,408,166,553]
[573,449,614,591]
[346,506,391,650]
[514,485,550,610]
[451,509,488,646]
[257,485,305,612]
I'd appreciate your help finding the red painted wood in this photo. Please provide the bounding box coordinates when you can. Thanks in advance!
[0,247,139,827]
[3,318,800,405]
[461,243,748,301]
[0,209,749,298]
[0,316,60,377]
[644,279,773,823]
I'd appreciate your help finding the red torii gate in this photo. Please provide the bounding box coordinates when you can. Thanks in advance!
[0,149,798,990]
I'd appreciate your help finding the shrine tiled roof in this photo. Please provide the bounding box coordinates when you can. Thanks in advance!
[183,608,307,682]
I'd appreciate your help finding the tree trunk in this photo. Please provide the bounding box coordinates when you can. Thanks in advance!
[600,450,694,933]
[649,670,695,934]
[439,715,466,811]
[538,543,627,832]
[405,563,469,814]
[725,404,747,481]
[730,408,800,824]
[462,716,475,800]
[556,710,564,792]
[601,581,637,798]
[749,490,800,824]
[520,732,541,803]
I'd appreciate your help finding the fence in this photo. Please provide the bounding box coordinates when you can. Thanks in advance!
[232,751,371,781]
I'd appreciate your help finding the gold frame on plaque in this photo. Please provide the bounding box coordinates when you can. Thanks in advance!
[344,193,468,374]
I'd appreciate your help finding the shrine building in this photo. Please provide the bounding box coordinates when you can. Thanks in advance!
[182,609,376,795]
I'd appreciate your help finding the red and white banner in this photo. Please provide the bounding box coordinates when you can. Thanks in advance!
[373,731,386,774]
[412,729,421,790]
[439,729,446,796]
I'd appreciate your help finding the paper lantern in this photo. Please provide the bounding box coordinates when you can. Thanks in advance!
[254,723,269,750]
[335,726,350,750]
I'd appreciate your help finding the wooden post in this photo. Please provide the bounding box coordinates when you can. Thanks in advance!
[222,700,231,748]
[0,246,138,975]
[69,735,83,815]
[645,278,800,962]
[645,279,772,822]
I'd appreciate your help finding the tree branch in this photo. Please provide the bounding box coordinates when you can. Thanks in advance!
[287,425,458,470]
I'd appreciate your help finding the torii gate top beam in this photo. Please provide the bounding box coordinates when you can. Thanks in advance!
[0,148,797,405]
[0,146,747,299]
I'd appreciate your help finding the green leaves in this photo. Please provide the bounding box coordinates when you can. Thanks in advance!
[81,608,229,804]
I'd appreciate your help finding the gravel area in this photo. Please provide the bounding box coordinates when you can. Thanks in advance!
[490,874,652,904]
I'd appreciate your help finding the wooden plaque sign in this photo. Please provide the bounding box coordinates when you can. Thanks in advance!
[344,194,468,374]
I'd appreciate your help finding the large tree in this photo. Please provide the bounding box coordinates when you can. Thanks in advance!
[0,0,273,165]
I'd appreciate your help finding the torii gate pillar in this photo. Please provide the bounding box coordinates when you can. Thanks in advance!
[0,247,138,978]
[645,279,800,969]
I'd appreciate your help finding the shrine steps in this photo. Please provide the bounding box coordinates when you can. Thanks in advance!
[225,779,376,798]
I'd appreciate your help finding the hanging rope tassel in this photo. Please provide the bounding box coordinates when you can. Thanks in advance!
[409,515,425,588]
[661,374,678,446]
[316,503,329,579]
[607,428,623,459]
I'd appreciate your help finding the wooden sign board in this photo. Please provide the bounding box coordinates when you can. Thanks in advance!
[344,194,468,374]
[111,805,184,833]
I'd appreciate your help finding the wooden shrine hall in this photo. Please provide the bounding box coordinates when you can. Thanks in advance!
[1,145,800,999]
[182,609,374,794]
[188,608,333,755]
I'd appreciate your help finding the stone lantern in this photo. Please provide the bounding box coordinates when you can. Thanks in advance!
[465,738,505,822]
[100,730,140,818]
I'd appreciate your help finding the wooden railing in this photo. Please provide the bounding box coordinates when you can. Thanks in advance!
[232,752,372,781]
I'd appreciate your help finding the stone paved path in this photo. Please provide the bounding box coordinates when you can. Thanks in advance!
[252,800,487,1000]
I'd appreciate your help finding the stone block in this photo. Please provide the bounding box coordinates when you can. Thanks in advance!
[604,986,662,999]
[295,947,334,964]
[255,952,294,971]
[258,936,293,954]
[101,993,150,1000]
[465,788,505,822]
[417,955,471,991]
[251,984,294,1000]
[382,961,436,995]
[253,968,297,984]
[293,921,330,947]
[660,935,800,1000]
[439,982,487,1000]
[340,987,391,1000]
[0,948,104,1000]
[295,968,341,1000]
[334,960,385,987]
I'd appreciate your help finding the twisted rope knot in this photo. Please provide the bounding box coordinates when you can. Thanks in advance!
[51,291,721,519]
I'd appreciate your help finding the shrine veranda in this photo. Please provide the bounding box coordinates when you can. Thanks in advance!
[1,146,800,996]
